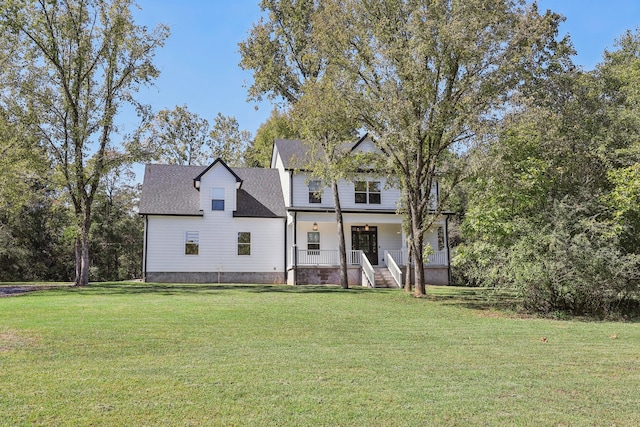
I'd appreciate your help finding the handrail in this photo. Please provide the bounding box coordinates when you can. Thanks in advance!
[386,250,405,265]
[384,251,402,288]
[360,251,375,288]
[386,249,447,266]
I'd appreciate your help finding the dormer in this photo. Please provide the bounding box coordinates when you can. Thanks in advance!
[193,158,242,213]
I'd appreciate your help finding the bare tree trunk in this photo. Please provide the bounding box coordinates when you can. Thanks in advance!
[412,210,426,296]
[79,228,90,286]
[74,204,92,286]
[404,244,413,292]
[333,181,349,289]
[74,237,82,286]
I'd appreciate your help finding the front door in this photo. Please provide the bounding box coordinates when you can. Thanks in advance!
[352,226,378,265]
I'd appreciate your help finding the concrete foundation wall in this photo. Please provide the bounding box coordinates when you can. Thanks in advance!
[146,271,285,284]
[147,267,448,286]
[288,267,362,286]
[424,267,449,286]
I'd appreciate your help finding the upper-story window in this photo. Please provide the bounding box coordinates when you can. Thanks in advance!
[355,181,381,204]
[212,187,225,211]
[309,180,322,204]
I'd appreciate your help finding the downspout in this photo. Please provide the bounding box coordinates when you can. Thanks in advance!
[289,170,293,207]
[143,215,149,282]
[445,214,451,286]
[293,211,298,286]
[283,217,287,284]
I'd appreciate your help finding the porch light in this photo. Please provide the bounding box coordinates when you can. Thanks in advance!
[365,224,369,231]
[313,222,318,231]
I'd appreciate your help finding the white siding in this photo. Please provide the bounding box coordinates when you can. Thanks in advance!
[146,215,285,273]
[199,163,237,213]
[274,152,291,207]
[351,137,378,153]
[291,172,402,210]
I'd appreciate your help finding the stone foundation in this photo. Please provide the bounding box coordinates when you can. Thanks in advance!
[145,271,285,284]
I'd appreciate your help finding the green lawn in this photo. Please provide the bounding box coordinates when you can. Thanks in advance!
[1,283,639,426]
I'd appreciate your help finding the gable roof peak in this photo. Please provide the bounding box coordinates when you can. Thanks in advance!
[193,158,243,190]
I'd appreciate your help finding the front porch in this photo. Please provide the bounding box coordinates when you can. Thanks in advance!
[287,212,450,287]
[289,248,449,287]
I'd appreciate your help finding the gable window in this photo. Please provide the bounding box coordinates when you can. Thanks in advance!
[309,180,322,204]
[355,181,381,204]
[307,231,320,253]
[238,232,251,255]
[212,187,225,211]
[185,231,199,255]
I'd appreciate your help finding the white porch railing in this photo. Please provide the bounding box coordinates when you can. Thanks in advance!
[296,249,337,266]
[347,250,361,265]
[361,251,375,288]
[385,249,448,266]
[295,249,362,266]
[384,251,402,288]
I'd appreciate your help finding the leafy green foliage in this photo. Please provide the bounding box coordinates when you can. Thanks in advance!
[208,113,252,167]
[0,0,169,285]
[89,169,143,281]
[136,104,212,166]
[455,31,640,316]
[245,108,299,168]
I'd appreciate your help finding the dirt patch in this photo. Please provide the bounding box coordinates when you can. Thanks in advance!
[0,331,38,352]
[0,286,49,297]
[0,284,70,297]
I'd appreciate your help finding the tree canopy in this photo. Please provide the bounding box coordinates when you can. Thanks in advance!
[0,0,169,285]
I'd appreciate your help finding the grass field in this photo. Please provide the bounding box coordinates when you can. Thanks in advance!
[1,283,639,426]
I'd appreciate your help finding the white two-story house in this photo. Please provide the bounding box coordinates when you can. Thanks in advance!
[139,135,451,287]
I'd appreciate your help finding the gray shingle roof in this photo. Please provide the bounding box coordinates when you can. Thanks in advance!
[139,163,286,218]
[274,139,312,170]
[139,164,204,216]
[233,168,286,218]
[274,137,368,170]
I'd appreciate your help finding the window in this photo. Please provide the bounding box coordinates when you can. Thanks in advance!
[355,180,381,204]
[185,231,199,255]
[355,181,367,204]
[368,181,381,204]
[237,232,251,255]
[307,231,320,252]
[437,227,445,251]
[212,187,225,211]
[308,180,322,203]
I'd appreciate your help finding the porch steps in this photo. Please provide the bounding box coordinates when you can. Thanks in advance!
[373,267,400,288]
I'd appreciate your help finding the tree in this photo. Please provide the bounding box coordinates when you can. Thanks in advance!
[138,104,211,166]
[597,30,640,252]
[208,113,251,167]
[0,108,47,218]
[0,0,169,286]
[292,74,362,289]
[245,108,298,168]
[320,0,570,295]
[240,0,354,288]
[454,62,640,315]
[90,167,143,281]
[239,0,324,105]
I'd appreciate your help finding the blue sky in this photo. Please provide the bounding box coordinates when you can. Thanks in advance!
[130,0,640,139]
